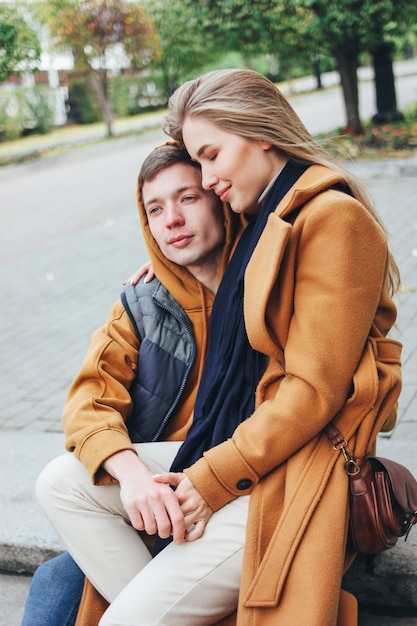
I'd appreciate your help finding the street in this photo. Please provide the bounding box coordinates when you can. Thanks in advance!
[1,63,416,267]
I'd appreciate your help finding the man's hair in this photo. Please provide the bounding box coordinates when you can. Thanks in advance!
[138,142,200,188]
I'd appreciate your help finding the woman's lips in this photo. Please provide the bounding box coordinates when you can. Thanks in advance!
[217,186,231,202]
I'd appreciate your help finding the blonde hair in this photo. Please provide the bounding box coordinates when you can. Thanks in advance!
[164,68,400,294]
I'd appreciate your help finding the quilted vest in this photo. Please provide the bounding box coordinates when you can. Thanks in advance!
[121,279,195,442]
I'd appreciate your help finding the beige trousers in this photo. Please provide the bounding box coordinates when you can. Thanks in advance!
[36,442,249,626]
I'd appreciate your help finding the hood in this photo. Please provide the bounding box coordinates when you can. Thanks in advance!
[136,143,241,311]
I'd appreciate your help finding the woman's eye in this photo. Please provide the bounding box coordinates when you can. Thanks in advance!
[149,206,161,215]
[183,195,196,203]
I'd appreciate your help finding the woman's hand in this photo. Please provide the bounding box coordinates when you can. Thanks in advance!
[153,472,213,541]
[124,261,155,285]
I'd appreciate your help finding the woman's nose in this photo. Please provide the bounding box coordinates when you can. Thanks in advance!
[201,168,218,191]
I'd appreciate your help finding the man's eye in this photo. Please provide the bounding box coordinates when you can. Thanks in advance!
[149,206,161,215]
[183,195,196,202]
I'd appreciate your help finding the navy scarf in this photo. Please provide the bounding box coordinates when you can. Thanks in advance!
[170,160,307,471]
[154,161,306,554]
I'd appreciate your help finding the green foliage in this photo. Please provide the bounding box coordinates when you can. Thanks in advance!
[110,74,167,116]
[0,85,55,140]
[299,0,416,54]
[0,3,41,81]
[144,0,223,96]
[0,90,25,139]
[67,77,102,124]
[180,0,318,80]
[180,0,416,131]
[26,85,56,134]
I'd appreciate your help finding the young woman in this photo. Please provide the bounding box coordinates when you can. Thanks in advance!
[154,68,402,626]
[37,70,402,626]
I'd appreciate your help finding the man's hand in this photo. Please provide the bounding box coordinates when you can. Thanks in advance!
[153,472,213,541]
[103,450,187,544]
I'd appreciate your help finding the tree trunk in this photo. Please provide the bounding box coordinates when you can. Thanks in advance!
[88,71,114,138]
[313,55,322,90]
[372,42,404,123]
[335,47,363,134]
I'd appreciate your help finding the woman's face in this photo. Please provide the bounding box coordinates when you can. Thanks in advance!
[182,116,287,214]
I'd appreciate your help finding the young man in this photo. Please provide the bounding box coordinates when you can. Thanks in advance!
[22,143,242,626]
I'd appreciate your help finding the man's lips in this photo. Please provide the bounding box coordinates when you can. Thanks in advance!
[168,234,194,248]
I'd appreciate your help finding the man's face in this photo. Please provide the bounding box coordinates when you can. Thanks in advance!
[142,162,225,282]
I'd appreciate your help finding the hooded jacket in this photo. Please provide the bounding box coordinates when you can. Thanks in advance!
[63,160,241,485]
[66,153,241,626]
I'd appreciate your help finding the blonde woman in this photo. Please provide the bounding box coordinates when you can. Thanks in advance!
[154,68,402,626]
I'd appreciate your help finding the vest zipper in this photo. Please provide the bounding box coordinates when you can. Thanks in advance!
[151,299,196,442]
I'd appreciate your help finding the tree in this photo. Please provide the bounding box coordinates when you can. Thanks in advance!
[0,3,41,82]
[43,0,159,136]
[183,0,416,133]
[298,0,416,132]
[144,0,223,97]
[361,3,410,123]
[372,41,403,122]
[298,0,365,133]
[181,0,316,82]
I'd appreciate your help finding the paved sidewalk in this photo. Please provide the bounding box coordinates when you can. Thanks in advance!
[1,154,416,625]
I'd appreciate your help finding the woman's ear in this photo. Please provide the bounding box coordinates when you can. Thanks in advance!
[260,141,274,151]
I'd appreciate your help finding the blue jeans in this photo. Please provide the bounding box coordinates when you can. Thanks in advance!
[21,551,85,626]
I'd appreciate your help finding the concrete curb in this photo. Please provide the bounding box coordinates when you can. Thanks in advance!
[1,432,65,574]
[2,432,417,613]
[345,154,417,179]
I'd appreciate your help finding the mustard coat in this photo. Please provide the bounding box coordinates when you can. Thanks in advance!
[185,165,402,626]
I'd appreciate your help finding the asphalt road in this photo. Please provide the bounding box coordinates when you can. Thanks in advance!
[1,64,416,268]
[0,129,166,265]
[292,71,417,134]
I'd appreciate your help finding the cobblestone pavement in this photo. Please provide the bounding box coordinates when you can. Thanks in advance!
[1,156,416,438]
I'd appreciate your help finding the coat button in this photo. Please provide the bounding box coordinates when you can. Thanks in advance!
[236,479,252,490]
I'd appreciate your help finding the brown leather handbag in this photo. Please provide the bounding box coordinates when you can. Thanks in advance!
[326,424,417,554]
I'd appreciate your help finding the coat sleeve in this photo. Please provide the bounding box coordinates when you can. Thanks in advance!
[185,193,394,510]
[63,299,140,484]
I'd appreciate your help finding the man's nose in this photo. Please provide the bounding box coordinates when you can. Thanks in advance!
[166,203,185,227]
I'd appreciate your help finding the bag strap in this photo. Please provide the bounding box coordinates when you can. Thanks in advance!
[323,423,360,474]
[323,422,346,449]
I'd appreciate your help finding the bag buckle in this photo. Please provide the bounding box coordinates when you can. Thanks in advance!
[332,439,360,474]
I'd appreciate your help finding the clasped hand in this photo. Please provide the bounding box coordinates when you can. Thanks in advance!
[114,456,213,544]
[153,471,213,542]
